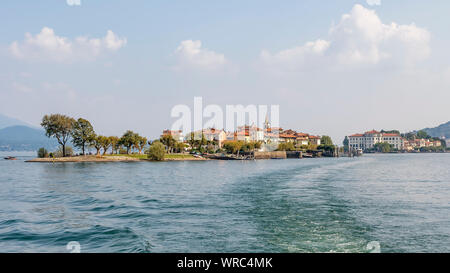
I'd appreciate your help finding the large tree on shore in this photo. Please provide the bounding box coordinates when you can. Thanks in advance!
[160,135,177,153]
[99,135,112,155]
[109,136,120,154]
[320,135,334,146]
[71,118,96,155]
[119,130,138,154]
[137,136,147,154]
[41,114,75,157]
[90,135,103,156]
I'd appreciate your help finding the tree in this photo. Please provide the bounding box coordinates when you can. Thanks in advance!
[37,147,48,158]
[109,136,120,154]
[41,114,75,157]
[175,142,187,153]
[320,135,334,146]
[188,132,195,150]
[71,118,96,155]
[98,135,112,155]
[277,142,295,151]
[137,136,147,154]
[343,136,349,152]
[90,135,103,156]
[223,141,244,155]
[147,141,166,161]
[160,135,177,153]
[416,130,430,139]
[119,130,137,154]
[374,142,393,153]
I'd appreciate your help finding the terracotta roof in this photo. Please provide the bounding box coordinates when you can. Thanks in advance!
[349,134,364,137]
[364,130,380,135]
[279,134,296,138]
[382,133,400,137]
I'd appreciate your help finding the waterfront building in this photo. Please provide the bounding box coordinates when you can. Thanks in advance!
[348,130,403,150]
[308,135,321,146]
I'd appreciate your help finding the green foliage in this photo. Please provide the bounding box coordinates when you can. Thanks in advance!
[277,142,295,151]
[98,135,112,155]
[71,118,96,155]
[373,142,393,153]
[109,136,120,154]
[41,114,76,157]
[119,130,139,154]
[90,135,103,155]
[343,136,349,152]
[320,135,334,146]
[317,144,335,152]
[223,141,244,154]
[37,147,48,158]
[416,130,431,139]
[137,136,148,154]
[160,135,177,153]
[381,129,400,135]
[147,141,166,161]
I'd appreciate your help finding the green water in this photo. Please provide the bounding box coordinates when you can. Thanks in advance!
[0,153,449,252]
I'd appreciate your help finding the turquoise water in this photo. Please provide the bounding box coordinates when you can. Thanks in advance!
[0,153,449,252]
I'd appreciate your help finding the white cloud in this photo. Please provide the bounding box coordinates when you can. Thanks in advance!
[366,0,381,6]
[174,40,227,70]
[66,0,81,6]
[261,4,430,70]
[9,27,127,62]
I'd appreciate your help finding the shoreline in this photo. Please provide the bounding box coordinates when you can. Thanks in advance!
[25,155,208,163]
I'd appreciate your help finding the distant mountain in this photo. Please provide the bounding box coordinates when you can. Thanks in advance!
[422,121,450,139]
[0,125,58,151]
[0,113,34,129]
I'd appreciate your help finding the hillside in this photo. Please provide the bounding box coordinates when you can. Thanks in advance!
[0,126,58,151]
[0,113,33,129]
[422,121,450,139]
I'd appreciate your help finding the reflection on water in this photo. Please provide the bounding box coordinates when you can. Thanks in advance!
[0,153,449,252]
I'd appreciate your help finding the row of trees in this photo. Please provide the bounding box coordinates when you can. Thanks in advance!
[41,114,148,157]
[277,135,334,152]
[223,141,262,155]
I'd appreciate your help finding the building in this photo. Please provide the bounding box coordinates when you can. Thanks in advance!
[161,130,184,142]
[348,130,403,150]
[308,135,321,146]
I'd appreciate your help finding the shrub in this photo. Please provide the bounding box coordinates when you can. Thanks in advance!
[146,141,166,161]
[37,147,49,158]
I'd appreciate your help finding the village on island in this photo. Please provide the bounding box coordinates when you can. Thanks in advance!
[23,113,448,163]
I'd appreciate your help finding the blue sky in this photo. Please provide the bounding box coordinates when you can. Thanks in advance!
[1,0,450,143]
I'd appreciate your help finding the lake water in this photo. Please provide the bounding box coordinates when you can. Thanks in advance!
[0,153,449,253]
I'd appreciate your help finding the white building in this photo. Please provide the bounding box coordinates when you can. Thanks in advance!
[348,130,403,150]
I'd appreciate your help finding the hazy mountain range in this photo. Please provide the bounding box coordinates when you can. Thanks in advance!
[422,121,450,139]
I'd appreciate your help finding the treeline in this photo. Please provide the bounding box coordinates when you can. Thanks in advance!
[277,135,334,152]
[40,114,149,157]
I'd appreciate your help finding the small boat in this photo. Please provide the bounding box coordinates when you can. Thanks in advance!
[3,156,17,160]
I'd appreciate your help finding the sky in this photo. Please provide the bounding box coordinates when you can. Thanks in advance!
[1,0,450,144]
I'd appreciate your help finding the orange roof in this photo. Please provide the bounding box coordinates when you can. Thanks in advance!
[309,135,320,139]
[349,134,363,137]
[364,130,380,135]
[279,134,296,138]
[382,133,399,137]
